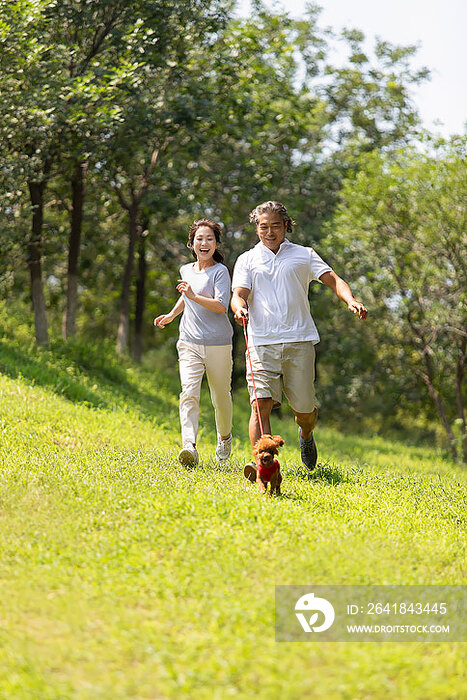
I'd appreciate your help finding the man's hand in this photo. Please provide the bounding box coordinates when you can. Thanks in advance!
[348,300,368,320]
[234,306,249,326]
[231,287,250,325]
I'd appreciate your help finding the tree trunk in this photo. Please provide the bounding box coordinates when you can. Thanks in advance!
[132,224,147,364]
[116,202,139,355]
[417,363,458,460]
[63,160,86,339]
[456,336,466,462]
[27,180,49,347]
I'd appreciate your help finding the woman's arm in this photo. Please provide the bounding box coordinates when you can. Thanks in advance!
[176,280,226,315]
[154,296,185,327]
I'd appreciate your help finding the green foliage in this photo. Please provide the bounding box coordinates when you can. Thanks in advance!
[0,1,447,440]
[323,32,429,150]
[323,136,467,458]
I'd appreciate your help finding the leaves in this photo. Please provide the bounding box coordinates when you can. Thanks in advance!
[324,137,466,455]
[0,0,451,442]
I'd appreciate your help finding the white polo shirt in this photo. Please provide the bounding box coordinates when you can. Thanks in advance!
[232,239,332,345]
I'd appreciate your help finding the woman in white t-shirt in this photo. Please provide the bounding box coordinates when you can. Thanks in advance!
[154,219,233,467]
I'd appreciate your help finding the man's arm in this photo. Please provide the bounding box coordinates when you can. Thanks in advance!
[231,287,251,325]
[320,271,368,320]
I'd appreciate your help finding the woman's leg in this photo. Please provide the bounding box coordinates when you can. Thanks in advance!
[205,344,233,439]
[177,341,205,446]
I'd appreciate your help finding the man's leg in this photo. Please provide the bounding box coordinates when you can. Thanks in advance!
[244,344,280,481]
[294,408,318,469]
[244,397,274,483]
[282,342,319,470]
[293,407,318,439]
[249,397,274,447]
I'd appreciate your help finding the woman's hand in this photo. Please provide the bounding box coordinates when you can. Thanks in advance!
[154,314,173,328]
[176,280,196,300]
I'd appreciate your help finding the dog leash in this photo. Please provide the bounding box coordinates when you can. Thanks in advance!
[242,315,265,437]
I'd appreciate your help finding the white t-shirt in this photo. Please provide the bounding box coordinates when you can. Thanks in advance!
[232,239,332,345]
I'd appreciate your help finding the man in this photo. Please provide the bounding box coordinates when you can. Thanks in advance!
[231,200,367,477]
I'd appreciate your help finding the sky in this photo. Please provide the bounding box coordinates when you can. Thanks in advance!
[235,0,467,137]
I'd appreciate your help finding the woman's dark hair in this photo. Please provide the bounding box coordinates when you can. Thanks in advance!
[187,218,224,263]
[249,200,296,233]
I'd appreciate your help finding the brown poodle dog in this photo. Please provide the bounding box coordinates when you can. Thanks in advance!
[252,434,285,496]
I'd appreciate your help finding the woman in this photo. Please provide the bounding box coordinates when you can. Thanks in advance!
[154,219,233,466]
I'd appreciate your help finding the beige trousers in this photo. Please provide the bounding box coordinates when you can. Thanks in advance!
[177,340,233,446]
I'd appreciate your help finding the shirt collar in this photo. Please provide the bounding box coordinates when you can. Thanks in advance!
[255,238,291,258]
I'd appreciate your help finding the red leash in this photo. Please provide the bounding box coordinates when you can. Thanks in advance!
[242,315,265,437]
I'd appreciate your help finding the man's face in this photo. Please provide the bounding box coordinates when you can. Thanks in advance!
[256,211,286,253]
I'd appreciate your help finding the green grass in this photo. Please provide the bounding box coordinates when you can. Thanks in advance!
[0,320,465,699]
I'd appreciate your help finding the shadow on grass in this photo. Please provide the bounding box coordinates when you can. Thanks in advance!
[189,458,354,506]
[196,459,242,475]
[273,467,350,503]
[286,461,354,486]
[0,337,178,422]
[323,430,449,465]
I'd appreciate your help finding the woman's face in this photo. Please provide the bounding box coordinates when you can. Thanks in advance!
[256,211,286,253]
[192,226,218,262]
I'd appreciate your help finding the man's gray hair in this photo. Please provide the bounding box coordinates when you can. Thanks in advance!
[249,201,296,233]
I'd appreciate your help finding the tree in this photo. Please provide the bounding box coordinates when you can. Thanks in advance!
[0,1,57,344]
[0,0,137,344]
[325,137,467,460]
[90,1,230,355]
[0,0,229,345]
[322,29,429,151]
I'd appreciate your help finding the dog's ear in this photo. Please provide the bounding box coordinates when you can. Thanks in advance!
[272,435,285,447]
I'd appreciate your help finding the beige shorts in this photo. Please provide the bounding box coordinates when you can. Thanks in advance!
[245,341,317,413]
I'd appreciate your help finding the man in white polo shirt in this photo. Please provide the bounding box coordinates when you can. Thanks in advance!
[231,200,367,475]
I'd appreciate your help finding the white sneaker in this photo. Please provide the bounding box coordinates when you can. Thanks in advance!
[178,444,199,467]
[215,434,232,462]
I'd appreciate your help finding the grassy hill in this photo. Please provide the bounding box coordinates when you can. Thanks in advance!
[0,317,465,699]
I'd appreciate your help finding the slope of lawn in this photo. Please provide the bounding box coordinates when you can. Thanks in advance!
[0,319,465,699]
